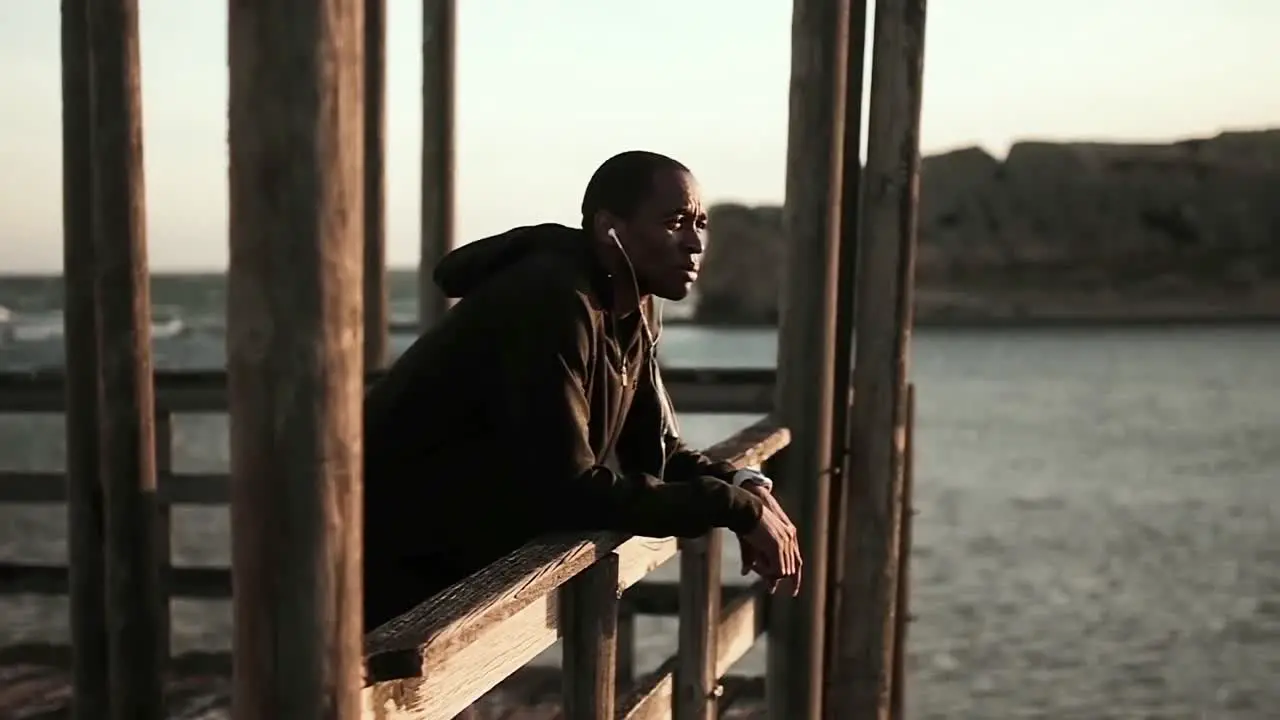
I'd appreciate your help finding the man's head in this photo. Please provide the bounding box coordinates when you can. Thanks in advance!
[581,151,707,302]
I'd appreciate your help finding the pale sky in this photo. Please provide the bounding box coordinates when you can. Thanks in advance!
[1,1,1276,272]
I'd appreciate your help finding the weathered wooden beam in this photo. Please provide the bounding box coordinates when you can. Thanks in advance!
[0,367,775,414]
[889,384,916,720]
[363,0,389,368]
[154,412,173,666]
[88,0,165,715]
[0,417,787,508]
[823,0,871,708]
[0,471,231,505]
[833,0,929,718]
[360,535,669,719]
[619,582,770,720]
[419,0,456,329]
[227,0,366,717]
[768,0,852,718]
[0,563,232,599]
[675,530,722,720]
[360,420,788,720]
[0,559,759,621]
[0,399,783,502]
[59,0,110,715]
[562,552,621,719]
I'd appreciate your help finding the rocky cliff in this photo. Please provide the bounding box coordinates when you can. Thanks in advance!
[694,129,1280,325]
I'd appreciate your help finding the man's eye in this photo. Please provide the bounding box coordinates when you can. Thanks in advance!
[664,218,682,230]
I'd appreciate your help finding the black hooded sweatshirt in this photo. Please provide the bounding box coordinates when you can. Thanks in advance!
[362,223,763,628]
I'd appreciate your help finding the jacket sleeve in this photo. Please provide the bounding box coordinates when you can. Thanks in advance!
[488,276,761,538]
[615,357,742,486]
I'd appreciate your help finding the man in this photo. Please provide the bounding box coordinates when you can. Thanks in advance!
[363,151,802,631]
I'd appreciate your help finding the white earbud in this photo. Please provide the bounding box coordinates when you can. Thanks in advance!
[607,227,620,243]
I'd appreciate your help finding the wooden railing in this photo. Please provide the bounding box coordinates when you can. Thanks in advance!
[0,367,774,414]
[0,369,787,718]
[360,421,789,718]
[0,367,774,595]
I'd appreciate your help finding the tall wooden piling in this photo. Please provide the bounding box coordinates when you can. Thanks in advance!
[364,0,389,368]
[823,0,871,707]
[832,0,929,717]
[889,384,917,720]
[418,0,456,329]
[59,1,111,716]
[227,2,365,718]
[87,1,165,717]
[767,0,850,717]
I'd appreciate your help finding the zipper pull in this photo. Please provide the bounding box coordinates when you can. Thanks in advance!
[621,361,628,388]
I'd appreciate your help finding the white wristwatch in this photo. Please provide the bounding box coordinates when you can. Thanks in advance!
[732,468,774,492]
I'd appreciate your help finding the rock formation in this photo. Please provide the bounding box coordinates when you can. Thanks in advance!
[694,129,1280,325]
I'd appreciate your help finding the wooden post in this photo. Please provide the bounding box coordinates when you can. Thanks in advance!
[364,0,389,368]
[561,553,621,719]
[59,1,111,715]
[889,384,916,720]
[616,608,636,690]
[832,0,928,718]
[154,410,173,666]
[767,0,850,718]
[88,1,165,717]
[675,530,723,720]
[823,0,871,705]
[227,2,365,718]
[418,0,456,330]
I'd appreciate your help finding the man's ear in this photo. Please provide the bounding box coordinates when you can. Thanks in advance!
[591,211,622,245]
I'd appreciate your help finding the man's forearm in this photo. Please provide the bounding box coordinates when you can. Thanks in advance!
[664,441,774,491]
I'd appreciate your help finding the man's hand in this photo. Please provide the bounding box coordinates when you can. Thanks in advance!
[736,483,802,596]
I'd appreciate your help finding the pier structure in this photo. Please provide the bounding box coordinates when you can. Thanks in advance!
[0,0,927,717]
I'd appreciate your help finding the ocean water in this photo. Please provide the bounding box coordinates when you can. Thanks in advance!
[1,276,1278,719]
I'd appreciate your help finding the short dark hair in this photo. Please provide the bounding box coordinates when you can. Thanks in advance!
[580,151,690,230]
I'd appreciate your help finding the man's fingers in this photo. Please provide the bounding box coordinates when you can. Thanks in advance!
[774,574,797,598]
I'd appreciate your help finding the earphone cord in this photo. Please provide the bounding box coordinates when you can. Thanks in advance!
[608,231,658,354]
[608,230,679,442]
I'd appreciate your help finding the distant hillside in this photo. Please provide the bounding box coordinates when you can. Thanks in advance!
[696,129,1280,325]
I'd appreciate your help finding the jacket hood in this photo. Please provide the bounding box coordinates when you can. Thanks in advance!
[433,221,666,339]
[433,223,588,299]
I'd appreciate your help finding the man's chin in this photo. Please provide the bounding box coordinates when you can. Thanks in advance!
[654,283,693,302]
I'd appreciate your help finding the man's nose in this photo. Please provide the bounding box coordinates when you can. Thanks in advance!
[678,229,705,255]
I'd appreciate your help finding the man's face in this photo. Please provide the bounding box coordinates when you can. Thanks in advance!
[616,168,708,302]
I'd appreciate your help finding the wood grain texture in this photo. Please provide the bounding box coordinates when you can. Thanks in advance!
[58,0,111,714]
[87,0,165,716]
[674,530,721,720]
[418,0,456,329]
[227,0,365,717]
[834,0,929,718]
[620,583,769,720]
[561,552,620,719]
[361,420,789,719]
[363,0,388,368]
[768,0,852,717]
